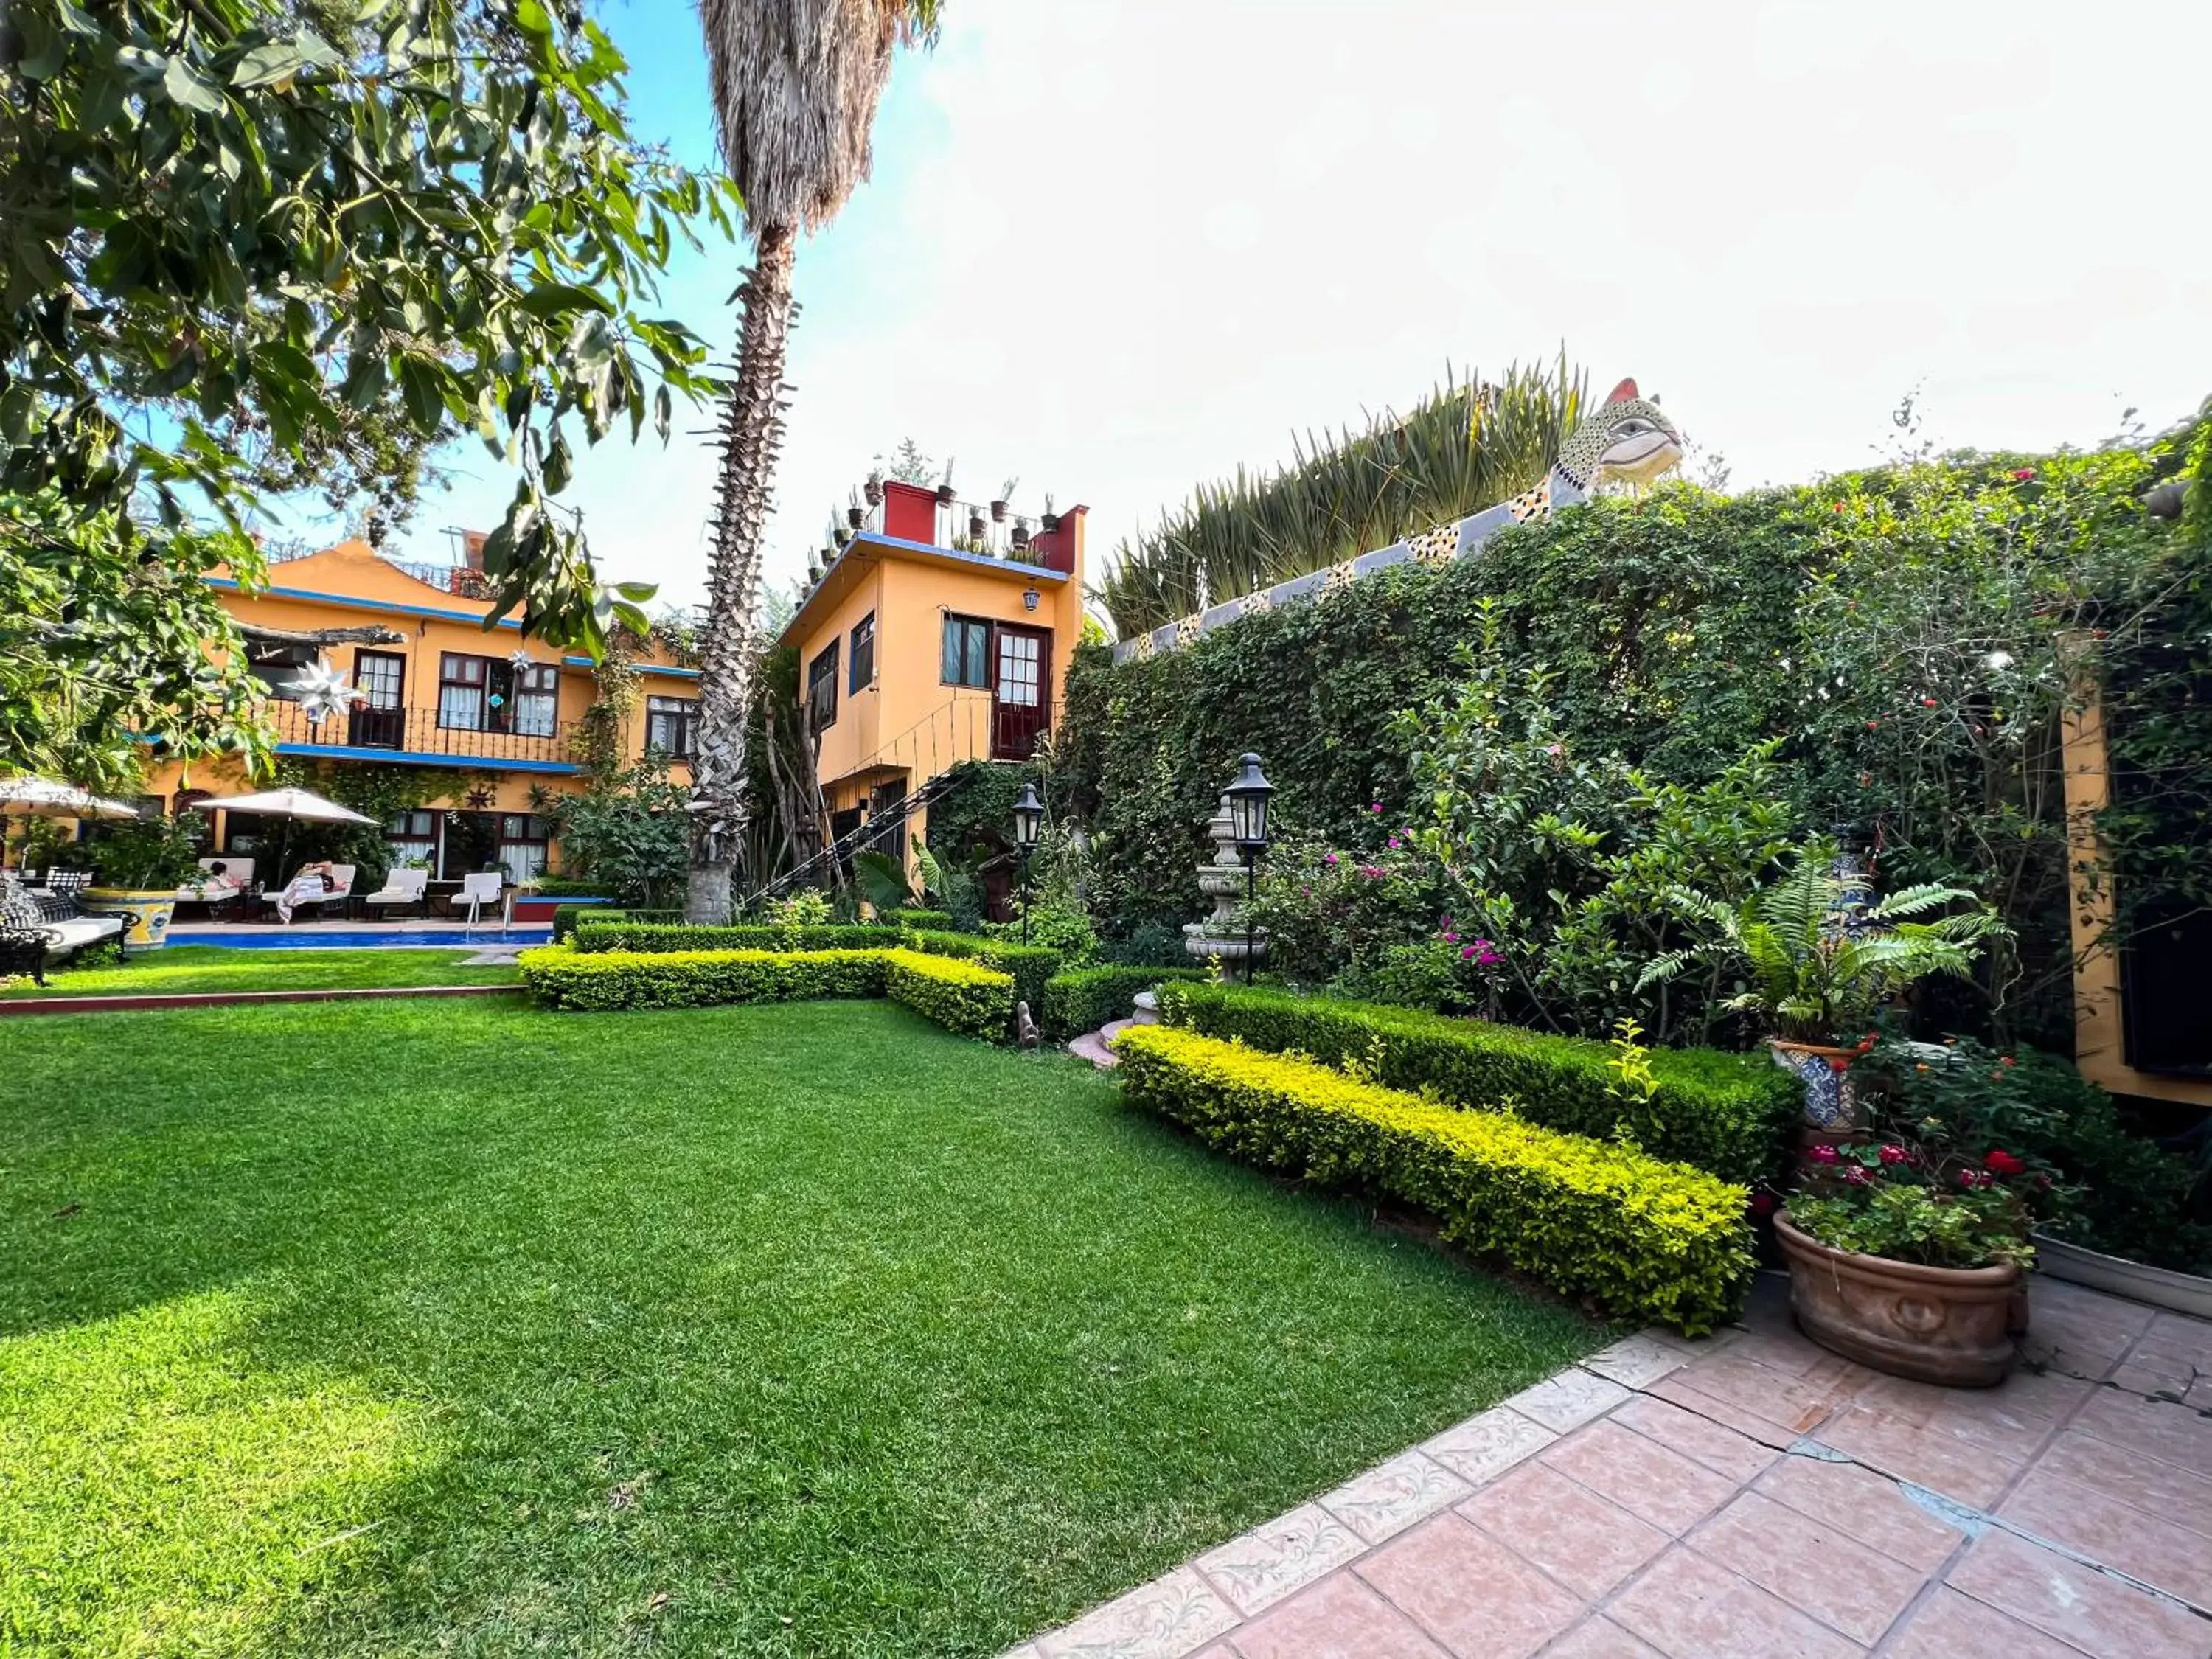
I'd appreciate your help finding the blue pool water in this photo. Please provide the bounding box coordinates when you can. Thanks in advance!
[164,929,552,950]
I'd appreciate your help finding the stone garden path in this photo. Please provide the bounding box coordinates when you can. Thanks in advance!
[1005,1273,2212,1659]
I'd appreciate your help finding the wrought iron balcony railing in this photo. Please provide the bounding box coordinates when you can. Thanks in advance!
[264,698,582,766]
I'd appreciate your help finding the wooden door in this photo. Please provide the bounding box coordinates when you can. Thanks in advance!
[991,625,1050,761]
[350,649,406,748]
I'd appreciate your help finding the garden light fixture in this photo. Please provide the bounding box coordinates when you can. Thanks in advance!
[1223,753,1271,982]
[1012,782,1044,943]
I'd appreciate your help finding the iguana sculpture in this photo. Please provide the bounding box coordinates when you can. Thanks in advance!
[1113,378,1683,661]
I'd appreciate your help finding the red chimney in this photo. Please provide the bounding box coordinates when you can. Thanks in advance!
[880,480,937,544]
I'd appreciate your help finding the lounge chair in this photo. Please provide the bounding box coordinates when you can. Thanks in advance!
[262,863,355,923]
[450,870,504,928]
[361,866,431,919]
[176,857,253,911]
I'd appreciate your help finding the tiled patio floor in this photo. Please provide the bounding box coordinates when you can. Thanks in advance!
[1008,1273,2212,1659]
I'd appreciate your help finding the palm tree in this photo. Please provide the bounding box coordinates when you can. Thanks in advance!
[686,0,940,922]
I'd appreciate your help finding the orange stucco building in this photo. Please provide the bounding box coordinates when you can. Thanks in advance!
[141,537,696,883]
[776,481,1087,860]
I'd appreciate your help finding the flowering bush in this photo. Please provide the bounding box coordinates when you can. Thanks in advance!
[1786,1032,2070,1268]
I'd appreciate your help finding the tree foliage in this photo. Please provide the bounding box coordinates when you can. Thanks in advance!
[1,0,735,780]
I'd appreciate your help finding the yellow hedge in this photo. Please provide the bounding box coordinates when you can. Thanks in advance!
[1110,1025,1753,1332]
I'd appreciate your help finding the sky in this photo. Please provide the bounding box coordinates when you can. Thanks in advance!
[352,0,2212,624]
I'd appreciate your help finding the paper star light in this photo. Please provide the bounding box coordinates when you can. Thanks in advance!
[290,658,357,725]
[510,649,535,671]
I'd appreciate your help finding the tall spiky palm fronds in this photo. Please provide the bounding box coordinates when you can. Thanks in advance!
[1638,844,2008,1043]
[1091,355,1587,637]
[686,0,939,924]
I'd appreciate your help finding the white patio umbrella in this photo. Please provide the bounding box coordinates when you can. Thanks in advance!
[0,776,141,870]
[187,787,378,888]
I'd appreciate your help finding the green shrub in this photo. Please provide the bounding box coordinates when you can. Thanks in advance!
[573,922,885,954]
[883,952,1015,1043]
[1112,1026,1752,1333]
[518,945,888,1012]
[552,904,605,944]
[1040,966,1211,1041]
[2013,1051,2212,1273]
[1157,982,1795,1186]
[904,930,1063,1014]
[884,907,953,931]
[532,877,620,898]
[516,945,1018,1043]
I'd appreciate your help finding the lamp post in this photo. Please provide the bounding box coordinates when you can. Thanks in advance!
[1222,753,1273,984]
[1011,781,1044,944]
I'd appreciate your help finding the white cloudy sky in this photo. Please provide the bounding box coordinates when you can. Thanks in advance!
[357,0,2212,624]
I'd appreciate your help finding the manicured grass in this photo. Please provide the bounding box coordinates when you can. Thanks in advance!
[1,945,519,998]
[1,999,1602,1657]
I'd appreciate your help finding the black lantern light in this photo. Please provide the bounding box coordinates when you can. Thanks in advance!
[1223,753,1271,981]
[1225,753,1272,851]
[1012,782,1044,942]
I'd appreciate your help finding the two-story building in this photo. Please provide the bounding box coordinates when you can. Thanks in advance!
[776,480,1087,865]
[140,535,698,884]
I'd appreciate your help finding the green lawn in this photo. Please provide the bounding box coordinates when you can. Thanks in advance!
[1,998,1602,1657]
[1,945,519,998]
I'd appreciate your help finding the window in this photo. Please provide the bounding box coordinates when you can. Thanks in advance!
[807,641,840,731]
[438,653,558,736]
[246,640,313,701]
[849,612,875,694]
[386,810,437,870]
[942,615,991,687]
[497,813,550,886]
[645,695,698,759]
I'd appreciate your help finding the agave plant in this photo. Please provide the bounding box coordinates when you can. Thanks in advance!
[1636,842,2008,1045]
[1091,355,1589,636]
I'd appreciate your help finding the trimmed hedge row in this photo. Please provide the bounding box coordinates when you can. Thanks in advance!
[882,907,953,930]
[1113,1026,1753,1332]
[1039,965,1213,1040]
[1157,983,1794,1186]
[573,920,1068,1015]
[517,945,1015,1039]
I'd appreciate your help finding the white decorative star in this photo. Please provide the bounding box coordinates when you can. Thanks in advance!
[510,649,535,671]
[289,658,357,725]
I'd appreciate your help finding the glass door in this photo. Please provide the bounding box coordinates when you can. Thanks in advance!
[991,625,1050,760]
[351,649,406,748]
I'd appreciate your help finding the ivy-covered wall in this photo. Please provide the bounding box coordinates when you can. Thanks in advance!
[1060,428,2207,1051]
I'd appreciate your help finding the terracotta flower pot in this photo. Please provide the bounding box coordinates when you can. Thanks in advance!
[1774,1210,2020,1387]
[1769,1037,1861,1130]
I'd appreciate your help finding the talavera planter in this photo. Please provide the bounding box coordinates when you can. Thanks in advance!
[1775,1210,2021,1387]
[1769,1037,1860,1130]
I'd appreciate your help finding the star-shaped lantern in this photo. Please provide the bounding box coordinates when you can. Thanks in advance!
[288,658,358,725]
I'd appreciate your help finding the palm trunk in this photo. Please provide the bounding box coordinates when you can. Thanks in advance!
[687,222,797,923]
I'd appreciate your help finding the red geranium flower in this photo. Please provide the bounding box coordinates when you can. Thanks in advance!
[1878,1144,1909,1164]
[1749,1192,1778,1215]
[2011,467,2036,481]
[1806,1144,1841,1165]
[1843,1165,1871,1186]
[1984,1149,2026,1176]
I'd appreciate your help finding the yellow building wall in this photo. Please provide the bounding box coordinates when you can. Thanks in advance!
[135,540,695,872]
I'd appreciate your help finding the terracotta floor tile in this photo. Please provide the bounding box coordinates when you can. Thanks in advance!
[1646,1372,1804,1450]
[1610,1394,1779,1484]
[1810,1404,2021,1509]
[2071,1384,2212,1475]
[1752,1453,1966,1572]
[1579,1334,1688,1390]
[2035,1427,2212,1540]
[1846,1372,2060,1461]
[1500,1367,1631,1434]
[1422,1405,1557,1487]
[1537,1617,1666,1658]
[1353,1513,1584,1658]
[1688,1490,1927,1644]
[2111,1351,2208,1402]
[1997,1467,2212,1607]
[1455,1460,1669,1599]
[1946,1528,2211,1659]
[1883,1586,2082,1659]
[1605,1545,1863,1659]
[1540,1419,1740,1537]
[2019,1300,2154,1378]
[1660,1349,1868,1439]
[1227,1571,1450,1659]
[2142,1310,2212,1366]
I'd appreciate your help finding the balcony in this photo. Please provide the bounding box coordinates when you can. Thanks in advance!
[262,699,583,772]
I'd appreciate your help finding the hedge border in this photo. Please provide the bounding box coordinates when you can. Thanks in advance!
[1157,982,1795,1186]
[1113,1024,1752,1332]
[1039,965,1212,1041]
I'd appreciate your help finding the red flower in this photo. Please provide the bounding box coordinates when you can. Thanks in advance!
[1843,1165,1871,1186]
[2011,467,2036,481]
[1878,1144,1909,1164]
[1999,1056,2015,1068]
[1984,1149,2026,1176]
[1749,1192,1778,1215]
[1920,696,1938,708]
[1806,1144,1841,1165]
[1832,502,1846,512]
[1827,1055,1851,1072]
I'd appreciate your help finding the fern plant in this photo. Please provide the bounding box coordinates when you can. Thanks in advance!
[1636,842,2006,1045]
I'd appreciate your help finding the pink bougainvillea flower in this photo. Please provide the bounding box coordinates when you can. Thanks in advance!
[1369,802,1383,814]
[1441,931,1458,944]
[1387,837,1400,849]
[1324,852,1339,865]
[1460,945,1478,959]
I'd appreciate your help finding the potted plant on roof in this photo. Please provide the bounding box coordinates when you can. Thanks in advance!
[1040,492,1060,535]
[1638,840,2006,1136]
[83,812,204,953]
[1767,1032,2065,1385]
[935,459,956,509]
[992,476,1017,524]
[863,468,883,509]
